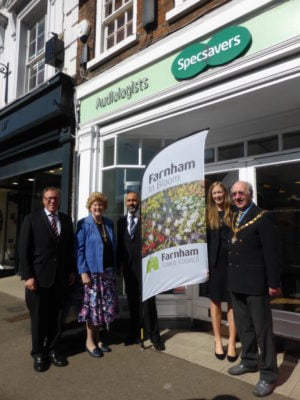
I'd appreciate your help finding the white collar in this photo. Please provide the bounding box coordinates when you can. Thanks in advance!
[45,208,58,217]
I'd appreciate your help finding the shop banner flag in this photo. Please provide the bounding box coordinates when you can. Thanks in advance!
[141,130,209,301]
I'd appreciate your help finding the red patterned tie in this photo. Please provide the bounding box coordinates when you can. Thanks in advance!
[50,214,59,238]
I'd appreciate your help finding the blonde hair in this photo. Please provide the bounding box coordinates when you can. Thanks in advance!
[206,182,232,229]
[86,192,108,210]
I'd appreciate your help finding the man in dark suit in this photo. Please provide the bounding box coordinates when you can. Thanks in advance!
[19,187,76,372]
[227,181,281,397]
[117,192,165,351]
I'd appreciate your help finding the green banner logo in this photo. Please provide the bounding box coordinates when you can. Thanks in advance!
[171,26,252,80]
[146,256,159,273]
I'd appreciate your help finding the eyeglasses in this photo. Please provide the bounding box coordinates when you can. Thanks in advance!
[44,197,59,202]
[231,191,248,198]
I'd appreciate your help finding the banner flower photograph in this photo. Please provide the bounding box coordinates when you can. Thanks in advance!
[142,181,206,257]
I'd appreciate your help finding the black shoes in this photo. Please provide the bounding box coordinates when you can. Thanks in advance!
[33,351,68,371]
[152,341,165,351]
[86,347,103,358]
[215,352,226,360]
[33,355,50,372]
[214,343,225,360]
[49,351,68,367]
[253,380,276,397]
[99,344,112,353]
[227,354,238,363]
[228,363,258,376]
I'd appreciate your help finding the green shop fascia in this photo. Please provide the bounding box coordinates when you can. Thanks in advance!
[79,25,252,125]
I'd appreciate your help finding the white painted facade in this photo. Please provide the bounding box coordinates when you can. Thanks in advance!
[0,0,79,108]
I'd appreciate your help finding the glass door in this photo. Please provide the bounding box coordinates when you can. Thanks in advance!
[256,162,300,314]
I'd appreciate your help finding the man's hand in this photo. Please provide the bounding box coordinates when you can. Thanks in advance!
[25,277,37,291]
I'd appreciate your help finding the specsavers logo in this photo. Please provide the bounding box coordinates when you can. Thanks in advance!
[171,26,252,80]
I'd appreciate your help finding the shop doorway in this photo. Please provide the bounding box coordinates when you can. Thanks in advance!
[256,162,300,313]
[0,166,62,276]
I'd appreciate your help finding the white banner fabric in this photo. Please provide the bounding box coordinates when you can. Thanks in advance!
[141,130,209,301]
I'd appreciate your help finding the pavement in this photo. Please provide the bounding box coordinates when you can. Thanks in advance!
[0,276,299,400]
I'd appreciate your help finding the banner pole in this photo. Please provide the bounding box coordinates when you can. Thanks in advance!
[140,306,145,350]
[139,215,145,350]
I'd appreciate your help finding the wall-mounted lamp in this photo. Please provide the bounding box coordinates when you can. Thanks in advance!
[0,61,10,104]
[77,19,90,42]
[77,19,91,70]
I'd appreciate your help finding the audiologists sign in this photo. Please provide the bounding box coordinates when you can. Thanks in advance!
[171,25,252,80]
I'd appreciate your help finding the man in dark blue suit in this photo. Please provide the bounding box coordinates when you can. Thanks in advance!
[19,187,76,372]
[227,181,281,397]
[117,192,165,351]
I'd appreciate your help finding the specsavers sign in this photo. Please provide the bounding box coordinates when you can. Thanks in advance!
[171,25,252,80]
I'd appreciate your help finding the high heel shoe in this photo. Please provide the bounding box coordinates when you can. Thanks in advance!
[227,353,238,362]
[214,343,226,360]
[227,346,238,362]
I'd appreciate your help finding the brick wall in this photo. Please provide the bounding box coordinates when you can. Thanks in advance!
[76,0,230,83]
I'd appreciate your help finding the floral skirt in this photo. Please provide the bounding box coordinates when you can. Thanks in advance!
[78,268,119,326]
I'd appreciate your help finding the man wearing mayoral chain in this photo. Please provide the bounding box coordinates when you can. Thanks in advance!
[227,181,281,398]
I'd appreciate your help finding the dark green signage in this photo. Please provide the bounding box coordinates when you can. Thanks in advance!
[171,25,252,80]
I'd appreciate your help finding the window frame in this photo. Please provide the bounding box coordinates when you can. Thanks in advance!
[16,0,48,97]
[26,16,46,92]
[88,0,138,70]
[166,0,209,22]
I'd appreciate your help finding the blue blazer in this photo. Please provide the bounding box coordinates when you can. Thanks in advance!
[76,215,116,274]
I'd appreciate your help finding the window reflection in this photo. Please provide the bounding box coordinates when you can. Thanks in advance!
[257,163,300,312]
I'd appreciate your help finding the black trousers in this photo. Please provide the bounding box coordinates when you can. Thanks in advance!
[231,291,278,383]
[124,271,160,342]
[25,282,65,357]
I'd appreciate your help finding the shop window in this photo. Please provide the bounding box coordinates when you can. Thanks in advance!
[218,143,244,161]
[0,166,62,274]
[256,163,300,312]
[92,0,137,65]
[142,139,164,166]
[283,132,300,151]
[102,167,143,223]
[117,137,139,165]
[103,138,115,167]
[205,148,215,164]
[248,136,278,156]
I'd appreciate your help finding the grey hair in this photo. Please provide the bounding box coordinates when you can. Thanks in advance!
[231,181,253,195]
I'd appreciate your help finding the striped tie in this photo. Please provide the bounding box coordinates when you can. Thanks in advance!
[50,214,59,238]
[129,215,135,238]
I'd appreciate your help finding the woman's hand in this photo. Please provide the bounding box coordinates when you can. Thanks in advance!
[81,272,91,286]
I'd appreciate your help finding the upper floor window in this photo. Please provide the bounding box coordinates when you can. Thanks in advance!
[174,0,189,5]
[27,16,45,91]
[16,0,47,98]
[166,0,210,22]
[104,0,133,51]
[89,0,137,69]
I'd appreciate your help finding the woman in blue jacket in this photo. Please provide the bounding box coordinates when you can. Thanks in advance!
[76,192,119,357]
